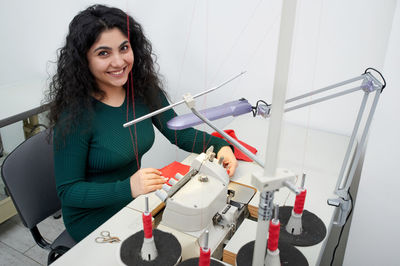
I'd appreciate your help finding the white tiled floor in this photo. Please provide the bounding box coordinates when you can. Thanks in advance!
[0,214,65,266]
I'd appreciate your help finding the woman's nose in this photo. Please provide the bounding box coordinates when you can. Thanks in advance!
[111,54,125,67]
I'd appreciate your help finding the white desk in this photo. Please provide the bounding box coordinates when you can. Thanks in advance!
[222,115,350,265]
[52,207,143,266]
[52,114,351,266]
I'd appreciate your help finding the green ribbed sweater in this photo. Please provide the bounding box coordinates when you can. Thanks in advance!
[54,92,229,242]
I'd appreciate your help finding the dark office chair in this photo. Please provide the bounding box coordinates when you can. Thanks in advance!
[1,129,76,265]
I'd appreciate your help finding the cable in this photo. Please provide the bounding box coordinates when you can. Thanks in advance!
[363,67,386,93]
[251,99,270,117]
[330,191,354,266]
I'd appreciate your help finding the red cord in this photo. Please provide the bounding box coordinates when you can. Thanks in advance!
[203,131,206,152]
[293,189,307,214]
[199,247,211,266]
[267,220,280,252]
[130,72,140,170]
[191,131,198,153]
[142,212,153,239]
[125,13,140,170]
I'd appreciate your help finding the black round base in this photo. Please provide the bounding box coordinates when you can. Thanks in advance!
[178,257,225,266]
[236,240,308,266]
[120,229,181,266]
[279,206,327,246]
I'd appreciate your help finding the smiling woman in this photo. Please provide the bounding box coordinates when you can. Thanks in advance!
[46,4,236,242]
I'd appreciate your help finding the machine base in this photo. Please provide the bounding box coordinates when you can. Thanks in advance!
[236,240,308,266]
[120,229,181,266]
[178,257,225,265]
[279,206,326,246]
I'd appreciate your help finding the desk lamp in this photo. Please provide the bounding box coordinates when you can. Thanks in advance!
[124,67,384,265]
[124,0,385,262]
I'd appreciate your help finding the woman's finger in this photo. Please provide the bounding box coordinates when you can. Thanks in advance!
[228,163,237,176]
[142,168,162,175]
[146,173,167,180]
[146,177,167,186]
[146,184,164,193]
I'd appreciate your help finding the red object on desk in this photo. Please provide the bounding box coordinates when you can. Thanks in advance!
[159,161,190,186]
[211,129,257,162]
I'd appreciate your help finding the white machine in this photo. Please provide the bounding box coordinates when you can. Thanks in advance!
[154,146,254,259]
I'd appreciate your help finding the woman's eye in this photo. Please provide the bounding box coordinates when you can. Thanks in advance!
[98,51,108,56]
[121,45,129,51]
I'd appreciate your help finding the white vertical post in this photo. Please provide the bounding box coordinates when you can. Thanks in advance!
[264,0,298,177]
[252,1,298,265]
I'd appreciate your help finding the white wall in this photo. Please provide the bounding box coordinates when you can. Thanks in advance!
[343,1,400,265]
[287,0,395,136]
[1,0,395,161]
[0,0,283,167]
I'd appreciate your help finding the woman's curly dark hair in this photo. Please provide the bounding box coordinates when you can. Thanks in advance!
[47,4,165,141]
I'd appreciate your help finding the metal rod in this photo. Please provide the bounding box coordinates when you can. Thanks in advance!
[123,71,246,128]
[283,180,301,195]
[253,191,275,266]
[335,91,369,193]
[190,107,265,167]
[342,91,381,196]
[285,75,365,103]
[274,204,279,221]
[204,230,209,250]
[301,173,306,189]
[145,196,149,213]
[285,86,362,113]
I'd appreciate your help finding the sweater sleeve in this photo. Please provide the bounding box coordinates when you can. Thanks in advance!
[151,92,232,154]
[53,123,132,209]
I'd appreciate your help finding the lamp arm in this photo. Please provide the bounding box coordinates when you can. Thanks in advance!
[284,85,363,113]
[285,74,365,104]
[123,71,246,128]
[266,71,384,226]
[189,106,265,167]
[260,72,380,116]
[335,90,381,199]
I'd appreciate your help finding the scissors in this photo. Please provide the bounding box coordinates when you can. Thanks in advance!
[95,231,121,243]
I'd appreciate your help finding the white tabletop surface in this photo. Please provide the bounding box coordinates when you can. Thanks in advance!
[52,207,143,266]
[52,114,351,265]
[222,115,350,266]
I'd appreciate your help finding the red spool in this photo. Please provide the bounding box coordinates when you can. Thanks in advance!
[199,247,211,266]
[142,212,153,239]
[267,220,280,251]
[293,189,307,214]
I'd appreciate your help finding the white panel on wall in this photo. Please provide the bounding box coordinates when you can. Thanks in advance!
[286,0,395,136]
[344,1,400,265]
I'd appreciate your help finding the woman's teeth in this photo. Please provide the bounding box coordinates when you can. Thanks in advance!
[110,69,124,75]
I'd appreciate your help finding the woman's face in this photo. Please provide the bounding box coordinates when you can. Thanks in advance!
[87,28,134,92]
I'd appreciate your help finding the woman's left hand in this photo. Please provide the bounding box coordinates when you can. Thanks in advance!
[217,146,238,177]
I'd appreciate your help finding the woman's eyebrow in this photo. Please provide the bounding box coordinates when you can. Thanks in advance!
[93,46,111,53]
[92,41,128,53]
[119,40,129,48]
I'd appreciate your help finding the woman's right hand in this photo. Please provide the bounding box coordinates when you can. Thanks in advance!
[130,168,167,198]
